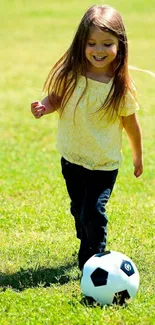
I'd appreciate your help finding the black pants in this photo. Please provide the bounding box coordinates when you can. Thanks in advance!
[61,157,118,269]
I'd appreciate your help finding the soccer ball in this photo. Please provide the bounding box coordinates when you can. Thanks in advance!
[80,251,140,306]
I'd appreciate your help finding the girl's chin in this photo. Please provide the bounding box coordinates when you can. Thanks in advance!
[91,61,108,68]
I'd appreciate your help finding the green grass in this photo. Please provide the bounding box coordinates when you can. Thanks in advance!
[0,0,155,324]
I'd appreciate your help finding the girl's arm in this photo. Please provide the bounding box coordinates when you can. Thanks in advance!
[122,113,143,178]
[31,93,61,119]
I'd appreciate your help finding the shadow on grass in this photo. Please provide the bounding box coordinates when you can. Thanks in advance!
[0,261,79,292]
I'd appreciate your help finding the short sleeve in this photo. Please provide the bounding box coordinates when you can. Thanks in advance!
[118,87,139,117]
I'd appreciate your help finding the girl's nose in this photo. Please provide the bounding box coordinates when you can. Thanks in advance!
[95,45,104,53]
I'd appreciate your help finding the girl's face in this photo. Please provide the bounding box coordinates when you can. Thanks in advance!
[85,27,119,75]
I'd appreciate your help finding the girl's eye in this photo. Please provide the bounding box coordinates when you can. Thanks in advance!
[104,44,113,47]
[87,43,95,47]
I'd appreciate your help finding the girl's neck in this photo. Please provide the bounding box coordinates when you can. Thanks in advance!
[85,64,115,83]
[85,71,114,84]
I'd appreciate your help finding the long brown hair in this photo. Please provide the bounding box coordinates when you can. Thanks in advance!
[43,5,135,119]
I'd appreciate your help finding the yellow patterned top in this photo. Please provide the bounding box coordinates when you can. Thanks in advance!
[56,76,139,170]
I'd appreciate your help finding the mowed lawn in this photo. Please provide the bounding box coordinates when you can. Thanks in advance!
[0,0,155,324]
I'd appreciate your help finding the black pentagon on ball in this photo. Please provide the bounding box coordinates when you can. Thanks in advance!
[91,267,108,286]
[120,260,135,276]
[112,289,130,305]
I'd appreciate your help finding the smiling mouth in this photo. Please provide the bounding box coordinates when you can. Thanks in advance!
[93,56,107,61]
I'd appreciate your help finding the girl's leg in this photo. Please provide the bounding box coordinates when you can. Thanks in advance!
[79,169,118,269]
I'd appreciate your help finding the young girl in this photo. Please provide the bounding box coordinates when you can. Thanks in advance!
[31,5,143,270]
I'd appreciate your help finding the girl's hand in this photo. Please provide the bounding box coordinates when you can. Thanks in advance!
[31,101,46,119]
[133,158,143,178]
[122,114,143,178]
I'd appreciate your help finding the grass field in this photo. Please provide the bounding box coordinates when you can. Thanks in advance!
[0,0,155,324]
